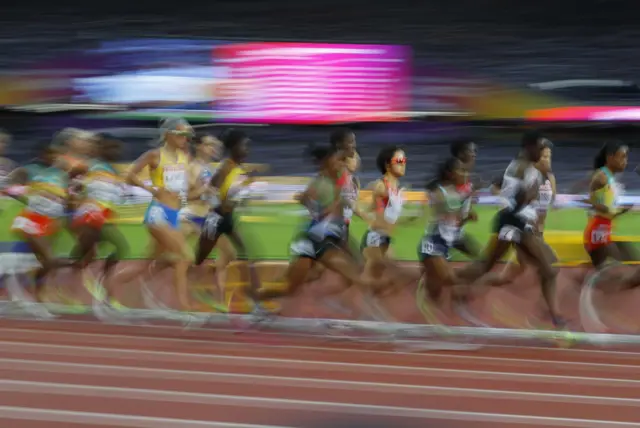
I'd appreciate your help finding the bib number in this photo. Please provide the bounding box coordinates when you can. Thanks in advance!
[498,225,521,243]
[28,195,63,217]
[421,238,435,255]
[290,239,315,257]
[366,231,382,247]
[12,216,41,235]
[591,227,610,244]
[163,168,186,194]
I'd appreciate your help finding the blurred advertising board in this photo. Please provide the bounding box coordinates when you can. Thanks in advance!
[213,42,412,124]
[527,106,640,122]
[70,39,225,113]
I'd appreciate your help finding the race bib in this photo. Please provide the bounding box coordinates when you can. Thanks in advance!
[163,166,187,194]
[27,194,64,218]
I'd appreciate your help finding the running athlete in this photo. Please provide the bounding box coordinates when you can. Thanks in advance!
[9,145,71,303]
[180,134,235,307]
[496,139,558,283]
[478,130,563,326]
[449,139,483,259]
[253,144,385,313]
[72,136,129,308]
[582,142,638,284]
[194,129,260,308]
[361,146,414,294]
[418,157,480,304]
[126,118,193,311]
[331,128,361,244]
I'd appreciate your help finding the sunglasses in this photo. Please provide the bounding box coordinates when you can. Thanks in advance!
[391,156,407,165]
[169,130,193,137]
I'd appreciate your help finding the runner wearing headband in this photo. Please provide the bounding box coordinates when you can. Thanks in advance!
[125,118,193,311]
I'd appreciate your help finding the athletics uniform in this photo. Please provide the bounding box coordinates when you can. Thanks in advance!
[361,178,404,249]
[290,176,346,260]
[418,185,463,260]
[336,169,358,238]
[179,162,217,230]
[493,160,543,243]
[11,167,68,238]
[201,163,247,240]
[73,161,123,229]
[143,148,188,229]
[584,167,620,252]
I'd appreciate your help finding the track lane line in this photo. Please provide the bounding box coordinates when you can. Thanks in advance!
[0,382,634,427]
[1,332,639,373]
[0,360,636,405]
[1,341,637,386]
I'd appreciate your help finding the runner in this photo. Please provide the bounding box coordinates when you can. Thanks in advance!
[8,143,72,307]
[193,129,261,310]
[495,138,558,283]
[125,118,194,311]
[252,144,385,314]
[449,139,483,259]
[418,157,483,310]
[360,146,415,295]
[331,128,361,253]
[180,134,235,309]
[582,142,638,282]
[476,130,563,327]
[71,135,129,310]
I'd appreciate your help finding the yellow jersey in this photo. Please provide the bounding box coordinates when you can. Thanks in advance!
[148,147,189,195]
[219,163,247,202]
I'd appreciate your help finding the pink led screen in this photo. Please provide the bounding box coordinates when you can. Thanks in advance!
[213,42,412,124]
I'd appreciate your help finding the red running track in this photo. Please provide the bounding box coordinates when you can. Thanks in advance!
[0,319,638,427]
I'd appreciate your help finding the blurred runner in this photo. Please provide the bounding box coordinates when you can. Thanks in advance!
[449,139,483,259]
[475,131,564,327]
[496,138,558,283]
[417,157,484,317]
[193,129,261,312]
[71,135,130,312]
[331,128,361,253]
[252,144,386,318]
[361,146,417,300]
[123,118,194,311]
[581,141,640,289]
[6,143,72,313]
[180,134,235,311]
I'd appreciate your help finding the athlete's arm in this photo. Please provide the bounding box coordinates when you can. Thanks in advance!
[126,150,159,195]
[369,179,389,230]
[585,170,610,214]
[186,164,209,201]
[549,172,557,207]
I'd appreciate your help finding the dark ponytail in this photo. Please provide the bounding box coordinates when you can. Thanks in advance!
[593,141,625,170]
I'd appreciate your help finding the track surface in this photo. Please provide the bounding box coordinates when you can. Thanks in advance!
[0,318,639,427]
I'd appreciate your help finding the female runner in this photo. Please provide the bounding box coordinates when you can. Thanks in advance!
[418,157,481,306]
[71,136,130,309]
[193,129,261,309]
[9,144,72,304]
[450,139,483,259]
[583,142,638,284]
[125,118,193,311]
[360,146,416,294]
[180,134,235,308]
[251,144,384,314]
[477,131,563,327]
[496,139,558,283]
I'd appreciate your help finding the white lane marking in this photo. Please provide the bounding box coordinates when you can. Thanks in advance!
[0,358,637,405]
[1,341,639,387]
[0,380,635,427]
[5,320,640,359]
[0,406,291,427]
[1,329,639,372]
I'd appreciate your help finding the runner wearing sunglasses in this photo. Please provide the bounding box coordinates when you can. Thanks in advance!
[360,146,416,303]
